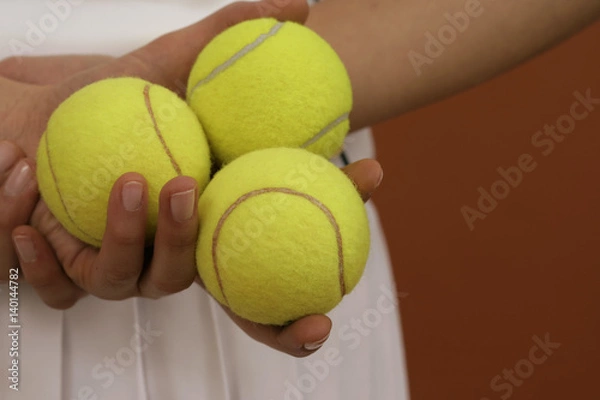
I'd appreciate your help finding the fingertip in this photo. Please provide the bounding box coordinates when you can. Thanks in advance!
[265,0,310,24]
[105,173,148,243]
[95,173,148,297]
[13,225,85,309]
[160,176,199,225]
[138,176,199,298]
[160,176,199,201]
[12,227,39,265]
[2,158,38,200]
[343,159,384,202]
[113,172,147,188]
[278,314,332,357]
[112,172,147,212]
[0,141,23,176]
[228,0,309,30]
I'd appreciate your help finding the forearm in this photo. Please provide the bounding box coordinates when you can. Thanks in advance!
[306,0,600,129]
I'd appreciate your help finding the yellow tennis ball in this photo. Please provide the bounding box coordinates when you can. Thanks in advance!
[37,77,211,247]
[187,18,353,165]
[196,148,369,325]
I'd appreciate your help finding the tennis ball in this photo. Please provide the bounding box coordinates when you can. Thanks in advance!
[196,148,369,325]
[187,18,352,165]
[37,77,211,247]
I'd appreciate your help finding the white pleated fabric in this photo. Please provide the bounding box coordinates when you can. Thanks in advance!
[0,2,410,399]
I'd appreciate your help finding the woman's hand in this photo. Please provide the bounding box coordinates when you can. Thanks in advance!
[0,0,308,156]
[0,142,39,282]
[15,153,383,356]
[0,0,307,288]
[219,159,384,357]
[0,0,385,357]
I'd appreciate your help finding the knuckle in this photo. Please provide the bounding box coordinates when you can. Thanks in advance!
[148,274,194,296]
[291,350,313,358]
[164,230,197,251]
[116,54,165,85]
[25,270,58,290]
[119,53,152,76]
[46,295,80,310]
[107,224,144,247]
[0,209,19,231]
[0,202,35,231]
[102,267,140,289]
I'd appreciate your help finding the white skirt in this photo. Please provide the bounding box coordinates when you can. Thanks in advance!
[0,2,410,399]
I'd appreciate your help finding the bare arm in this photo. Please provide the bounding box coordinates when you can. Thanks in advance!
[306,0,600,129]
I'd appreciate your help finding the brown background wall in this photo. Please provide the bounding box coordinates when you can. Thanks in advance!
[371,21,600,400]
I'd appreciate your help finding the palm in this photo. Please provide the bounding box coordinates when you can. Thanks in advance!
[0,79,54,157]
[0,0,382,358]
[0,55,116,300]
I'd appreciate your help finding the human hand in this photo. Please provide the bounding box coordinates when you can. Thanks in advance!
[0,142,39,282]
[17,154,383,356]
[1,0,383,357]
[215,159,383,357]
[0,0,308,157]
[0,0,308,299]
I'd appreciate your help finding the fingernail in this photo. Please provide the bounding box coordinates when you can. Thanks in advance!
[0,141,19,173]
[13,235,37,263]
[4,160,33,197]
[171,188,196,223]
[376,169,384,188]
[122,181,143,212]
[304,335,329,351]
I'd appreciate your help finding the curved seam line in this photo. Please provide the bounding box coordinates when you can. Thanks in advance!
[301,112,350,149]
[211,187,346,307]
[189,22,284,99]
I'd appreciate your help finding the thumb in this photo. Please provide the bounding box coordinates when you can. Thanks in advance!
[59,0,309,98]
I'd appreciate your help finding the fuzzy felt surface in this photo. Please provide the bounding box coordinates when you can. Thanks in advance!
[187,18,352,165]
[37,77,211,247]
[196,148,369,325]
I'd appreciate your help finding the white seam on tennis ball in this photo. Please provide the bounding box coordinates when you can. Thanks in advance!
[301,112,350,148]
[189,21,284,99]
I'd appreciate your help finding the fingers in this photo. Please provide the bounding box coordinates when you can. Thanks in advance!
[59,0,309,98]
[223,306,333,357]
[342,158,384,202]
[44,174,199,301]
[277,315,333,357]
[204,157,379,356]
[0,142,38,280]
[12,225,86,309]
[0,55,114,85]
[138,177,199,298]
[88,173,148,299]
[129,0,309,94]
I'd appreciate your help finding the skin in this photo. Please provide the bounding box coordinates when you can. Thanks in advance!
[0,0,599,357]
[0,0,380,358]
[307,0,600,129]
